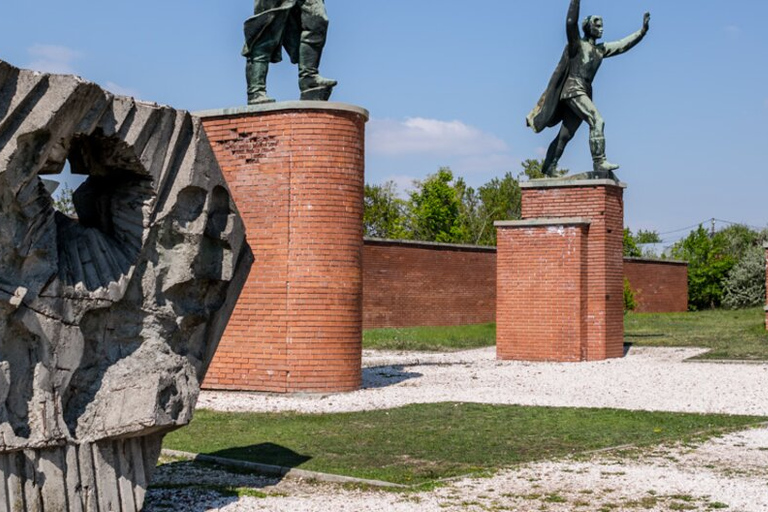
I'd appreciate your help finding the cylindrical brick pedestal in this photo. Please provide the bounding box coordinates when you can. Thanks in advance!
[196,102,368,393]
[495,179,626,362]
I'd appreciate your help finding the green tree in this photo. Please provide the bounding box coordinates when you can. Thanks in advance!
[722,244,766,309]
[52,184,76,217]
[474,172,522,245]
[518,159,568,180]
[623,229,642,257]
[671,226,736,310]
[363,182,408,239]
[635,230,661,244]
[407,168,467,243]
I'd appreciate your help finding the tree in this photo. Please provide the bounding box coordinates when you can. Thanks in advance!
[518,159,568,180]
[363,182,408,239]
[722,244,767,309]
[671,226,736,310]
[623,229,642,257]
[407,168,467,243]
[52,184,76,217]
[635,230,661,244]
[474,172,522,245]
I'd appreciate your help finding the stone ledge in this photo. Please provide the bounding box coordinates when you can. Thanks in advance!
[520,178,627,190]
[495,217,592,228]
[194,101,369,121]
[364,237,496,253]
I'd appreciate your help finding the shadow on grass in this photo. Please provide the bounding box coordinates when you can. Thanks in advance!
[362,365,423,389]
[146,443,312,510]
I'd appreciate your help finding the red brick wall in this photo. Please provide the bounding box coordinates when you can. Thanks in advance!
[362,240,496,328]
[199,105,366,393]
[624,258,688,313]
[496,222,589,362]
[362,240,687,329]
[519,182,625,360]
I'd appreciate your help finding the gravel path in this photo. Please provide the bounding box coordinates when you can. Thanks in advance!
[148,347,768,511]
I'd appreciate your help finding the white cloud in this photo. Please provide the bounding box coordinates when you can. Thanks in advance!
[25,44,80,74]
[104,81,141,99]
[724,25,742,38]
[369,117,508,157]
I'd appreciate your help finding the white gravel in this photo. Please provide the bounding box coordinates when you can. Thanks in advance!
[199,346,768,416]
[149,347,768,511]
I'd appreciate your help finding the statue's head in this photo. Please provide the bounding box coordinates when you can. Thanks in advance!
[582,15,604,39]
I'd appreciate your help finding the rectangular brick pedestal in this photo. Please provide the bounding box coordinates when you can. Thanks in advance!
[496,179,626,362]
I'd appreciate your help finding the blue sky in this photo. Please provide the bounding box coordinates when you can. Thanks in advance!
[1,1,767,243]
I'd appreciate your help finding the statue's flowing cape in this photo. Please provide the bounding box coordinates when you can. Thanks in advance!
[526,47,570,133]
[243,0,301,64]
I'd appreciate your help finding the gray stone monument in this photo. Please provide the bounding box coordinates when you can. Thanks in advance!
[0,60,252,511]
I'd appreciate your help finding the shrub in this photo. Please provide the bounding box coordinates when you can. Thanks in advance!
[624,278,638,313]
[723,244,766,309]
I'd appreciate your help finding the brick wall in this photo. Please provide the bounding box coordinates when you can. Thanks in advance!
[362,239,496,328]
[199,103,367,393]
[624,258,688,313]
[362,240,688,328]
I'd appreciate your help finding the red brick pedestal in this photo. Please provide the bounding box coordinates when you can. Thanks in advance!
[495,179,626,362]
[197,102,368,393]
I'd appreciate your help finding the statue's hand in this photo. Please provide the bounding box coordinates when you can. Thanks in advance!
[643,12,651,32]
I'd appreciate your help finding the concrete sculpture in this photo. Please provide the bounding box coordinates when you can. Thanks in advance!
[0,60,252,511]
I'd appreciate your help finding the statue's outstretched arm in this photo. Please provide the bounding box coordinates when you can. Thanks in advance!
[566,0,581,55]
[604,12,651,57]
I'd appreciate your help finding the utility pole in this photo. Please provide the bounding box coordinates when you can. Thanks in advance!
[711,218,716,238]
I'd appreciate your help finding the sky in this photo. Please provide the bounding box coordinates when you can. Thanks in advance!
[1,0,767,245]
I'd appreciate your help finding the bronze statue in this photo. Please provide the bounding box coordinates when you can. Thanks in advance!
[243,0,337,104]
[527,0,650,177]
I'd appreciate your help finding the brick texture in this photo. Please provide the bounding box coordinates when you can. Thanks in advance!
[496,182,625,362]
[496,223,589,361]
[362,240,687,328]
[624,258,688,313]
[362,240,496,328]
[200,106,366,393]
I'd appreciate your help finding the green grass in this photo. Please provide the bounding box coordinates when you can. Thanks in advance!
[363,323,495,351]
[163,404,764,485]
[625,307,768,360]
[363,308,768,360]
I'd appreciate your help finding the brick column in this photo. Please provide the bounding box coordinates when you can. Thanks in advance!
[496,179,626,361]
[196,102,368,393]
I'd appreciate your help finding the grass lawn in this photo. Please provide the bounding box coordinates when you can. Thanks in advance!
[363,323,495,351]
[363,308,768,360]
[163,404,764,486]
[625,307,768,360]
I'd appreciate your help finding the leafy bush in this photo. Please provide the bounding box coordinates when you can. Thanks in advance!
[723,244,766,309]
[624,278,638,313]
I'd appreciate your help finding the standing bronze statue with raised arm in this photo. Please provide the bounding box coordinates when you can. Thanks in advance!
[527,0,650,177]
[243,0,337,104]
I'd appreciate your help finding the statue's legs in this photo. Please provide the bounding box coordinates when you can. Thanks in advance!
[542,108,583,177]
[565,96,619,173]
[297,0,337,98]
[245,58,275,105]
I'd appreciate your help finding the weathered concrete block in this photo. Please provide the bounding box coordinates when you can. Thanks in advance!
[0,60,252,511]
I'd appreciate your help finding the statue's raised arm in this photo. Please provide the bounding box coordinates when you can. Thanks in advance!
[566,0,582,55]
[604,12,651,58]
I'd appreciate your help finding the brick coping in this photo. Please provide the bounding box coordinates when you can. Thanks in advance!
[364,237,496,253]
[495,217,592,228]
[624,256,688,266]
[193,101,369,121]
[520,178,627,190]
